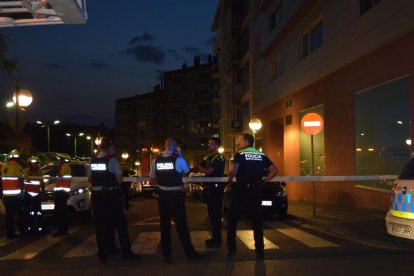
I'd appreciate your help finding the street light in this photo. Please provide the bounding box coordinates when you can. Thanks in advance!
[11,80,32,148]
[218,146,225,154]
[86,135,95,156]
[249,117,262,148]
[36,120,60,152]
[121,151,129,160]
[66,132,84,156]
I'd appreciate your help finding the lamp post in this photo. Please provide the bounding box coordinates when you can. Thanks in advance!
[36,120,60,152]
[249,117,262,148]
[66,132,84,156]
[95,136,102,151]
[86,136,94,156]
[11,80,33,148]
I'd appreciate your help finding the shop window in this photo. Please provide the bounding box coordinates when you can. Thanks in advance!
[355,77,410,189]
[299,105,325,176]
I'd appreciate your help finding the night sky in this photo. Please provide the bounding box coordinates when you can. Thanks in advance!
[0,0,218,127]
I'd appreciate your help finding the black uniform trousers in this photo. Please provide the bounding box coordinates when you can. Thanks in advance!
[227,184,264,253]
[92,190,132,258]
[121,182,130,211]
[3,195,24,237]
[157,189,197,258]
[205,185,224,242]
[22,192,44,233]
[54,191,70,233]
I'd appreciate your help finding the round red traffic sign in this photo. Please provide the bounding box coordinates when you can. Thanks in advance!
[301,112,324,135]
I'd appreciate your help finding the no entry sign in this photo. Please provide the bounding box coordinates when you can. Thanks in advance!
[301,112,324,135]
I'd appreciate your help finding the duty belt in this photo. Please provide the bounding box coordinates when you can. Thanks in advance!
[91,186,118,191]
[158,185,183,191]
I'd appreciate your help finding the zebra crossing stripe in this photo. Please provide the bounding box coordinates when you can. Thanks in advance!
[64,234,97,258]
[190,231,216,252]
[0,235,65,260]
[131,232,160,254]
[236,230,279,250]
[276,226,338,248]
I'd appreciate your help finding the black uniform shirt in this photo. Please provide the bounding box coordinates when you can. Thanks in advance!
[234,147,273,184]
[202,153,225,177]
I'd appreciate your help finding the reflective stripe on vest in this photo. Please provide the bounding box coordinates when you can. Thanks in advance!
[54,175,71,192]
[24,180,41,196]
[1,177,21,196]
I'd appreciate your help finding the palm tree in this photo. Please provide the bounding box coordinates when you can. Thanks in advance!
[0,34,17,74]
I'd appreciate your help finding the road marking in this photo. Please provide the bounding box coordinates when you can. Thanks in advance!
[64,234,97,258]
[236,230,279,250]
[190,231,216,252]
[131,232,160,254]
[275,226,338,248]
[133,216,175,226]
[0,236,64,260]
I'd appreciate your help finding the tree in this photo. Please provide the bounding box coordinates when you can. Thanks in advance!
[0,34,17,74]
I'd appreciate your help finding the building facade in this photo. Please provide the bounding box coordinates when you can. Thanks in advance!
[115,85,165,174]
[212,0,414,210]
[163,56,220,166]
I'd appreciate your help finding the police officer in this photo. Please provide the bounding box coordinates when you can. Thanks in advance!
[150,137,200,263]
[23,156,45,235]
[52,154,71,237]
[1,150,24,239]
[196,137,225,247]
[226,133,278,259]
[89,138,139,262]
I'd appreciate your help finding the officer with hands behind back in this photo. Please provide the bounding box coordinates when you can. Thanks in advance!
[89,137,140,263]
[195,137,225,247]
[52,154,71,237]
[226,133,279,260]
[150,137,201,263]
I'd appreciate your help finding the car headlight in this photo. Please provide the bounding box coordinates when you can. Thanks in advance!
[71,186,87,196]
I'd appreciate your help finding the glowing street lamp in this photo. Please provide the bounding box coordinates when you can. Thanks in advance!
[218,146,225,154]
[66,132,84,156]
[121,151,129,160]
[249,117,262,148]
[36,120,60,152]
[11,80,32,148]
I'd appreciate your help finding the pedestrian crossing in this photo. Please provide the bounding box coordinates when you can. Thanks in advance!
[0,222,346,261]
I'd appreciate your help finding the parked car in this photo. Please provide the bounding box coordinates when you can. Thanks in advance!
[141,179,157,197]
[40,162,92,220]
[186,172,207,202]
[386,158,414,241]
[223,181,288,218]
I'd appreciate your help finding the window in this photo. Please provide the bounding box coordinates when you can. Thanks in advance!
[302,21,323,58]
[299,105,325,176]
[360,0,382,15]
[270,3,282,31]
[355,77,410,190]
[272,58,283,80]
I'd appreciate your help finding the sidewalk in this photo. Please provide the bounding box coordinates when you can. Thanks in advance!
[286,200,402,249]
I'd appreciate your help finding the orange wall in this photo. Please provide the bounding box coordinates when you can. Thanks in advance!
[257,31,414,210]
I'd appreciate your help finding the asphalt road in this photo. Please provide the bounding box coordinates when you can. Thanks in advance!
[0,197,414,275]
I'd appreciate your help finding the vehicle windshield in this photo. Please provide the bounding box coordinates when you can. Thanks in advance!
[41,164,87,177]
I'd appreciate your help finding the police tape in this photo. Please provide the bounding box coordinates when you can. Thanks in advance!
[8,175,399,183]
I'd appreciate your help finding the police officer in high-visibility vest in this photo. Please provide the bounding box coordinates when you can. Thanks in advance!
[196,137,225,247]
[226,133,279,259]
[89,138,139,262]
[1,149,24,239]
[150,137,200,263]
[23,156,45,235]
[52,154,71,237]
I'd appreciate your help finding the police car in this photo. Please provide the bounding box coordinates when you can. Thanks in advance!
[386,158,414,241]
[40,162,92,219]
[223,181,288,218]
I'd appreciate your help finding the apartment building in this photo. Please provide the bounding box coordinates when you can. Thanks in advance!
[163,56,220,166]
[212,0,414,210]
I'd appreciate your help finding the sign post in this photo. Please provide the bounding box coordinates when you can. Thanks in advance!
[300,112,324,217]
